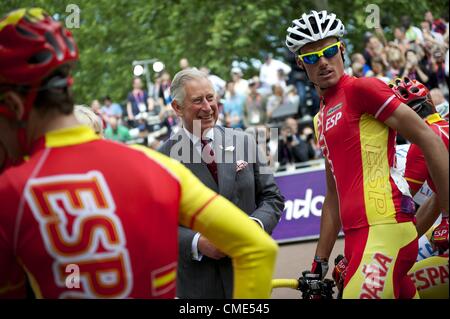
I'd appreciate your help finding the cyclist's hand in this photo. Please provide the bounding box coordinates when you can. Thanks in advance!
[311,256,329,280]
[431,216,449,254]
[332,255,348,294]
[198,236,227,260]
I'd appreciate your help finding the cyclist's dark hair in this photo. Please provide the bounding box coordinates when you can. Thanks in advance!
[416,100,435,119]
[34,64,74,115]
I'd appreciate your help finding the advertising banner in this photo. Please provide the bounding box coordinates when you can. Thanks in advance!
[272,165,326,243]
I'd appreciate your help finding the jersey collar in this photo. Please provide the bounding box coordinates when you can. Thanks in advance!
[425,113,443,125]
[30,125,100,155]
[322,74,353,101]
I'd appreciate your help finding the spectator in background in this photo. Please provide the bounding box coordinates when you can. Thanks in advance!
[90,99,102,116]
[266,84,285,121]
[285,85,300,112]
[301,125,321,159]
[425,10,447,35]
[276,68,288,92]
[126,77,152,124]
[363,36,384,70]
[101,96,123,119]
[351,62,364,78]
[223,81,246,129]
[430,88,449,120]
[401,49,430,86]
[370,57,391,83]
[158,71,172,108]
[421,20,445,47]
[386,44,406,78]
[278,117,315,166]
[351,53,371,76]
[179,57,191,70]
[90,99,107,128]
[428,47,448,95]
[104,116,131,143]
[74,105,104,136]
[259,53,291,92]
[230,67,249,97]
[200,66,226,97]
[401,15,424,43]
[150,75,162,108]
[393,27,410,53]
[244,79,266,127]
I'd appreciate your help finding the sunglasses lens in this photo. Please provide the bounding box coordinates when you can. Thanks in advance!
[303,54,320,64]
[323,45,339,58]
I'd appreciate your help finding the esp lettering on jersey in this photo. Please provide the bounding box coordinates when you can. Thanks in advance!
[25,171,133,298]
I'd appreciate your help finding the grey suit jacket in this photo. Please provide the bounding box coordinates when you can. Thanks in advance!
[158,126,284,298]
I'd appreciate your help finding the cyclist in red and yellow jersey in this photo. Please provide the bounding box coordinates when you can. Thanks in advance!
[0,8,277,299]
[285,10,449,298]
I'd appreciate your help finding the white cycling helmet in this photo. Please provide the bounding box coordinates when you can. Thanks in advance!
[286,10,345,53]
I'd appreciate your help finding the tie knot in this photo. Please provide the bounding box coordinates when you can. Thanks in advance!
[201,138,212,147]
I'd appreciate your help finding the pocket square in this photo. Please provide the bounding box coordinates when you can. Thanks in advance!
[219,145,235,152]
[236,160,248,172]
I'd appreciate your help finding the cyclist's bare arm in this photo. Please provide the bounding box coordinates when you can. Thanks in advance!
[415,194,441,237]
[385,104,449,215]
[315,160,341,260]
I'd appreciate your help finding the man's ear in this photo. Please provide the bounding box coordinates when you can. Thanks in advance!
[340,41,346,55]
[171,100,183,118]
[2,91,25,120]
[295,56,305,70]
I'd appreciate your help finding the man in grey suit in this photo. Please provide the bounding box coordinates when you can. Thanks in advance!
[158,68,284,298]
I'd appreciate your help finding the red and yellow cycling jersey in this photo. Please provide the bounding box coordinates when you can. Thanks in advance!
[408,255,449,299]
[405,113,449,193]
[314,75,415,232]
[0,125,277,299]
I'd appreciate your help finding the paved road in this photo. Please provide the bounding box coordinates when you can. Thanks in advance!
[271,238,345,299]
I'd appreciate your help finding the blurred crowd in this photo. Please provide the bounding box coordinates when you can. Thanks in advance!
[79,10,449,173]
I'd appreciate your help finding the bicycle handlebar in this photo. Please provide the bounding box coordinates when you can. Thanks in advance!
[271,278,299,289]
[271,271,336,299]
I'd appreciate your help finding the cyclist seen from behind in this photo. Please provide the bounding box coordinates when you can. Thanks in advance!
[285,10,449,299]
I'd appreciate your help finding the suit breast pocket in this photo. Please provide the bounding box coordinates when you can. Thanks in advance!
[235,165,254,192]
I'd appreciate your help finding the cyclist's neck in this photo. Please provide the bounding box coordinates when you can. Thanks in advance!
[319,74,351,100]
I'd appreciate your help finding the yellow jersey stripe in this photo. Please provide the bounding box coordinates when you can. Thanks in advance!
[152,270,176,289]
[359,114,396,224]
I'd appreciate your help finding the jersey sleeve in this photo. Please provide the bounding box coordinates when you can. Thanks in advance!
[354,77,402,122]
[404,143,428,193]
[131,145,278,298]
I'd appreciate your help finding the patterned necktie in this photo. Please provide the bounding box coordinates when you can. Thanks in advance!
[201,139,218,184]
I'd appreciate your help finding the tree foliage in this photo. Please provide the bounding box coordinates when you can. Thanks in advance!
[1,0,448,104]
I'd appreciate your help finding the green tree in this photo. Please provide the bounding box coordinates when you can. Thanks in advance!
[1,0,447,104]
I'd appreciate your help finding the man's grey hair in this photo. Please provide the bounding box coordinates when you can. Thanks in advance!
[171,67,213,106]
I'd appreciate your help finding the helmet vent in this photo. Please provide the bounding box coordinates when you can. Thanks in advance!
[28,50,52,65]
[60,29,75,55]
[16,25,38,39]
[309,17,319,34]
[45,31,63,60]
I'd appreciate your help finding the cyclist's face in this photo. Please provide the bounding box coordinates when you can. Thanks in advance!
[297,37,345,92]
[176,78,218,135]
